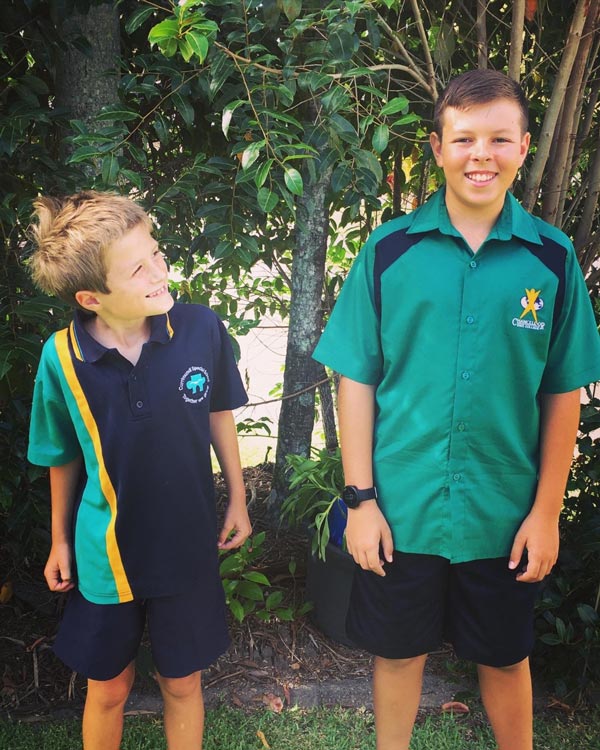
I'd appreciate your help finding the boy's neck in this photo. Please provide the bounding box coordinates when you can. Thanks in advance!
[85,314,151,366]
[444,193,503,253]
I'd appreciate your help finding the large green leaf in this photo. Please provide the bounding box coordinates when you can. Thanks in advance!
[185,31,210,63]
[125,6,155,34]
[372,124,389,154]
[148,19,180,45]
[257,186,279,213]
[380,96,410,117]
[284,167,303,196]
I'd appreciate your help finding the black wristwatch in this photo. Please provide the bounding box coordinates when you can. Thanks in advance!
[342,485,378,509]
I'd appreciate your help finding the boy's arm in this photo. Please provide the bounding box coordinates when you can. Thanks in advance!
[338,376,394,577]
[509,389,581,582]
[45,455,82,592]
[210,410,252,550]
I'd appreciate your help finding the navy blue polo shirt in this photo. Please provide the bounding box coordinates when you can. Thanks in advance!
[28,303,248,604]
[314,189,600,562]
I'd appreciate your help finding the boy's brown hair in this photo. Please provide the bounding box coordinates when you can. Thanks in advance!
[28,190,151,307]
[433,69,529,137]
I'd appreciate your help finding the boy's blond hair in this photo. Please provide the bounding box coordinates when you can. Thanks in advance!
[28,190,151,306]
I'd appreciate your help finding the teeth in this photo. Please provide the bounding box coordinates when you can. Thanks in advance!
[148,286,165,298]
[467,173,495,182]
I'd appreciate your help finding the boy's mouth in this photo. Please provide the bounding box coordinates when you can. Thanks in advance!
[146,285,167,298]
[465,171,497,184]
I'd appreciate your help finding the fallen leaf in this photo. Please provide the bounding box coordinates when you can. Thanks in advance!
[283,683,291,704]
[441,701,470,714]
[290,662,301,670]
[257,729,270,748]
[0,582,13,604]
[230,693,243,708]
[262,692,284,713]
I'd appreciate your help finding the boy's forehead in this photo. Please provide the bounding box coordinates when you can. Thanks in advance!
[440,99,526,132]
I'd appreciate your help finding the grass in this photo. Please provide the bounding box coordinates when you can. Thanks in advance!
[1,706,599,750]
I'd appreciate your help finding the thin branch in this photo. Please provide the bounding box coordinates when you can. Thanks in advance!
[373,11,434,99]
[509,0,526,81]
[409,0,438,100]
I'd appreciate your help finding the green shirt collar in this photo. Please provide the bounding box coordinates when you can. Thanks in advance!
[407,187,543,246]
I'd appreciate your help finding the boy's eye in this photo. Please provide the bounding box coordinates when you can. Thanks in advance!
[133,265,142,276]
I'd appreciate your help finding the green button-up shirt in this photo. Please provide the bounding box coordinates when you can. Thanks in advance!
[313,189,600,562]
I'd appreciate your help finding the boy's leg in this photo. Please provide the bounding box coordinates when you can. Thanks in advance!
[478,658,533,750]
[346,553,448,750]
[156,671,204,750]
[447,558,539,750]
[373,654,428,750]
[82,661,136,750]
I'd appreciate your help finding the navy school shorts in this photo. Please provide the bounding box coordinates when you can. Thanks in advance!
[53,583,230,681]
[346,552,540,668]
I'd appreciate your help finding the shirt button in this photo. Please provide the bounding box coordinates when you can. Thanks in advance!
[470,260,477,269]
[466,315,474,324]
[461,371,471,380]
[136,400,144,408]
[457,422,466,432]
[453,473,462,482]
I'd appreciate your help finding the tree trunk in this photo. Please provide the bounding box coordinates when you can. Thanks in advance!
[476,0,488,69]
[541,0,599,226]
[522,0,588,211]
[509,0,526,81]
[269,155,333,519]
[318,367,338,453]
[54,1,120,131]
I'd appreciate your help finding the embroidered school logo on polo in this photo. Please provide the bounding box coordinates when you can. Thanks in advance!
[512,288,545,331]
[179,366,211,403]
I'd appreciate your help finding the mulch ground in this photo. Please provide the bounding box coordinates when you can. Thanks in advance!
[0,464,382,719]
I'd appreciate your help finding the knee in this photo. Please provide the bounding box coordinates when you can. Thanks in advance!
[87,664,135,710]
[375,654,428,674]
[479,657,530,677]
[157,671,201,701]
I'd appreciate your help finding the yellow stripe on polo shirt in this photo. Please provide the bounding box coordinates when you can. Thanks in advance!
[54,328,133,602]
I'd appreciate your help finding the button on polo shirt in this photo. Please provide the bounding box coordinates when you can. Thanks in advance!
[314,189,600,563]
[28,303,248,603]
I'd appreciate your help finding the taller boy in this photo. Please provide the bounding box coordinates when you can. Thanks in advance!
[314,70,600,749]
[27,191,251,750]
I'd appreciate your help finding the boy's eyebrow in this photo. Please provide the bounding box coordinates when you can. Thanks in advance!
[125,240,160,271]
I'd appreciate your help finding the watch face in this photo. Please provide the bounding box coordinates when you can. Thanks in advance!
[342,486,359,508]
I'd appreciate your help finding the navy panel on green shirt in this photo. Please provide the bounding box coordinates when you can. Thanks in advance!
[28,303,248,603]
[313,189,600,563]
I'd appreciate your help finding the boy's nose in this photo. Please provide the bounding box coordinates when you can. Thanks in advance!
[472,141,490,160]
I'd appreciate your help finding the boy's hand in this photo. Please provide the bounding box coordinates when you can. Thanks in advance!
[44,541,75,592]
[346,500,394,577]
[218,502,252,551]
[509,510,560,583]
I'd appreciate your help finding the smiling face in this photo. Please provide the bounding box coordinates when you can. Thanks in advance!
[76,222,173,326]
[430,98,530,223]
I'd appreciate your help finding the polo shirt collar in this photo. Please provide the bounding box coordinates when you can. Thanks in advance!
[69,310,175,363]
[407,187,543,246]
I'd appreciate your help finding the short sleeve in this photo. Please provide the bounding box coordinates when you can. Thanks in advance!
[28,337,81,466]
[209,315,249,412]
[540,247,600,393]
[313,239,383,384]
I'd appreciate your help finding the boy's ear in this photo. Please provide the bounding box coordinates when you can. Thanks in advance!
[75,290,101,312]
[519,131,531,163]
[430,132,443,166]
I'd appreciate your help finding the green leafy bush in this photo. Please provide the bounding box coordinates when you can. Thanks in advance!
[533,379,600,705]
[219,531,309,623]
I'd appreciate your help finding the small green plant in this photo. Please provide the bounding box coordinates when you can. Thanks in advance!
[281,447,345,561]
[219,532,309,623]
